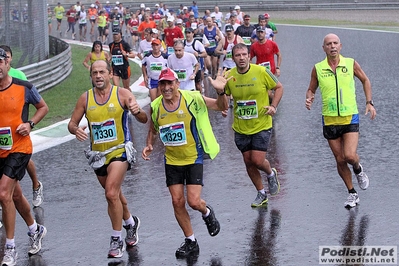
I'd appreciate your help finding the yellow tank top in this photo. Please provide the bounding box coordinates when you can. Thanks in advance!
[85,86,130,164]
[98,15,107,27]
[157,95,203,165]
[90,51,106,64]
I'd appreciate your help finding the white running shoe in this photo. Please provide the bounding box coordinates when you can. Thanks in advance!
[32,181,44,207]
[355,163,369,190]
[344,193,359,208]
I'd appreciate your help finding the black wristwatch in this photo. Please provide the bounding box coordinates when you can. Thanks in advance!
[27,120,35,129]
[217,91,226,96]
[366,100,374,106]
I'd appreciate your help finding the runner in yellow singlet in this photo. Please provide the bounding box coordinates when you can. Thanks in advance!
[83,41,111,70]
[142,68,228,259]
[224,43,284,208]
[68,60,147,258]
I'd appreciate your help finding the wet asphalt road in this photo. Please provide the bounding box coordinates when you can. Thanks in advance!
[8,26,399,265]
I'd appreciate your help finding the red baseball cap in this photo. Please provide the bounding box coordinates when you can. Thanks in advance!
[264,13,270,19]
[159,68,178,81]
[151,39,161,45]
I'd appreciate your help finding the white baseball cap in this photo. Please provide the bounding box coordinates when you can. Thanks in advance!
[235,5,240,9]
[116,1,120,5]
[140,3,145,8]
[91,4,95,7]
[106,1,110,3]
[167,16,174,22]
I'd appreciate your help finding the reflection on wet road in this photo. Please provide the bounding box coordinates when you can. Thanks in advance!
[6,27,399,265]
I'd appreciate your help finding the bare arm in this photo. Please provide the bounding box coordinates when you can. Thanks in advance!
[266,81,283,116]
[275,51,282,77]
[141,112,158,160]
[68,92,89,141]
[214,37,225,55]
[354,60,376,119]
[141,64,149,88]
[83,52,92,70]
[305,67,318,110]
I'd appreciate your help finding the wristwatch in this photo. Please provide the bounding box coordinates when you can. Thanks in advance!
[27,120,35,129]
[366,100,374,106]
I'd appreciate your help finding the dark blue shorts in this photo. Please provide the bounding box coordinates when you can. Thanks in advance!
[234,129,273,153]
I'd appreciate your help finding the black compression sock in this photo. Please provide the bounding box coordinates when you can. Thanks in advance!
[348,188,357,194]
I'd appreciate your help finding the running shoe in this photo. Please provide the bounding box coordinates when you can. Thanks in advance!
[251,191,268,207]
[123,216,140,247]
[202,205,220,237]
[355,163,369,190]
[344,193,360,208]
[108,236,124,258]
[1,245,17,266]
[28,224,47,255]
[268,168,280,196]
[32,181,44,207]
[175,238,199,259]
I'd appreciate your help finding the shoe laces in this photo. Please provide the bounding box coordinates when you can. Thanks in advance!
[3,246,15,259]
[110,238,122,250]
[125,224,136,238]
[347,193,358,201]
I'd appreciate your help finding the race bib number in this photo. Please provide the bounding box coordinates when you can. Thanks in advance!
[132,26,138,31]
[236,100,258,119]
[91,119,117,144]
[226,51,232,59]
[0,127,13,150]
[167,47,175,54]
[113,20,120,26]
[208,39,216,49]
[80,18,86,23]
[260,61,271,70]
[174,69,187,81]
[242,37,251,46]
[112,55,123,65]
[143,50,150,57]
[159,122,187,146]
[150,62,163,72]
[90,15,96,20]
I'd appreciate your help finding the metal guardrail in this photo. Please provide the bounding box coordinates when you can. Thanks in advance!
[19,36,72,93]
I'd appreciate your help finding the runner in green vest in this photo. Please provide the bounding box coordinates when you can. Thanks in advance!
[305,33,377,208]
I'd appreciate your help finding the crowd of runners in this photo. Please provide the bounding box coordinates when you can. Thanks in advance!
[0,1,377,265]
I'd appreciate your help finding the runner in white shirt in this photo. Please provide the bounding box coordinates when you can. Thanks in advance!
[137,28,153,60]
[141,39,169,101]
[167,40,199,91]
[184,27,207,92]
